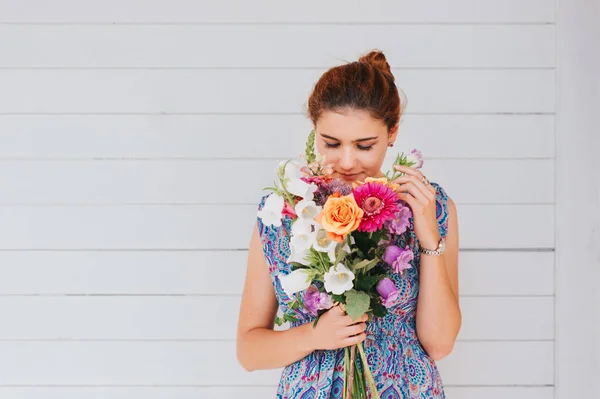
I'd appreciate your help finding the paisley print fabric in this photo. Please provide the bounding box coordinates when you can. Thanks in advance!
[256,182,450,399]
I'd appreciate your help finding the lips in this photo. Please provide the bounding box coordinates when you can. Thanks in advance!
[339,173,360,181]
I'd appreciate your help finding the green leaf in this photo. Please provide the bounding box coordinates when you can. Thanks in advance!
[283,313,299,323]
[332,294,345,304]
[345,289,371,321]
[312,309,326,328]
[333,245,348,268]
[353,257,379,271]
[363,258,383,273]
[371,299,388,318]
[353,232,377,256]
[356,274,384,291]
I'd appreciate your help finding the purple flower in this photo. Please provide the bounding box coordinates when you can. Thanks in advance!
[385,205,412,235]
[303,285,334,316]
[406,148,424,169]
[376,278,400,308]
[382,245,414,275]
[313,178,353,207]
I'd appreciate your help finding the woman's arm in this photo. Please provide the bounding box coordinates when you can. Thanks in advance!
[236,224,316,371]
[415,197,462,361]
[236,224,368,371]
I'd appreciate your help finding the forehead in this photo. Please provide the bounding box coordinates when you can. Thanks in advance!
[316,109,387,140]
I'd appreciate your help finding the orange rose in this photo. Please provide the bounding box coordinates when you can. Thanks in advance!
[314,192,364,243]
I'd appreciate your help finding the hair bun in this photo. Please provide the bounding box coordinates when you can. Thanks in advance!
[358,50,394,82]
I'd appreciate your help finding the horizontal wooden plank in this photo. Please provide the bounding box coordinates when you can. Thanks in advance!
[458,251,555,296]
[0,296,553,340]
[0,114,555,159]
[0,25,554,68]
[0,386,554,399]
[444,387,553,399]
[0,0,555,23]
[0,159,554,205]
[0,204,554,249]
[436,341,554,385]
[458,297,554,340]
[0,341,553,385]
[0,69,555,114]
[0,251,554,296]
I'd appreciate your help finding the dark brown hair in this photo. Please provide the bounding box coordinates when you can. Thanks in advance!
[306,49,406,131]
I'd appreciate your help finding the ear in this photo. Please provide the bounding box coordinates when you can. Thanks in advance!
[388,123,399,143]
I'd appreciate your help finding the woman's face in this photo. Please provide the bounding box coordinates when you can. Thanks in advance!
[314,108,398,184]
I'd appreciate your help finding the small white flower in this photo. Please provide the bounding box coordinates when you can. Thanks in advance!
[324,263,355,295]
[287,178,317,201]
[257,193,284,227]
[287,246,311,266]
[290,220,313,252]
[279,160,317,200]
[312,226,338,262]
[295,199,321,223]
[279,268,312,296]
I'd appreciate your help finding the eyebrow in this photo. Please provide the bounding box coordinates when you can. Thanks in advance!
[320,133,379,143]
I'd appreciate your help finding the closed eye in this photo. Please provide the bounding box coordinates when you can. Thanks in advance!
[324,142,374,151]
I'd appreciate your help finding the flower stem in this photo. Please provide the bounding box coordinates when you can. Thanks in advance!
[357,342,381,399]
[346,345,356,399]
[343,347,350,399]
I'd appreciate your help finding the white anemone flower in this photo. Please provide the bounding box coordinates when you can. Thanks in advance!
[312,226,339,262]
[287,178,317,201]
[287,245,311,266]
[279,268,312,296]
[295,199,321,224]
[290,220,313,252]
[256,193,284,227]
[324,263,355,295]
[279,160,317,200]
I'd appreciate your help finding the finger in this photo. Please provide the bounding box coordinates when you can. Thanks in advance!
[342,314,363,326]
[360,314,369,322]
[396,176,435,200]
[394,174,436,195]
[393,164,422,178]
[397,181,430,205]
[397,192,418,210]
[344,322,367,337]
[343,332,367,347]
[393,165,436,193]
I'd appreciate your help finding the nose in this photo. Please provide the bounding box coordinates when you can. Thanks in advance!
[337,147,356,172]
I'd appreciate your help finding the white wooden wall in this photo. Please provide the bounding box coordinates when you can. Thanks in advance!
[0,1,578,398]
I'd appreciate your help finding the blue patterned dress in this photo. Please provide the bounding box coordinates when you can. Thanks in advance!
[256,182,450,399]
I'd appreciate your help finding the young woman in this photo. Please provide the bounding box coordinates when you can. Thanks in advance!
[236,50,461,399]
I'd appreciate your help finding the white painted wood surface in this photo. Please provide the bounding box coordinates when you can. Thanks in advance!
[0,0,565,398]
[555,0,600,398]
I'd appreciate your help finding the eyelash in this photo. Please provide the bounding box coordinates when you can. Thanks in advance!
[324,143,374,151]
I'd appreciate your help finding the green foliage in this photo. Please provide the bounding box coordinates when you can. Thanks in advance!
[345,289,371,321]
[352,257,380,272]
[352,232,378,259]
[332,294,346,304]
[305,129,316,164]
[355,274,385,292]
[371,298,388,318]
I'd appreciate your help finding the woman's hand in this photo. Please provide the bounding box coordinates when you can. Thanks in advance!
[307,305,368,351]
[391,165,441,249]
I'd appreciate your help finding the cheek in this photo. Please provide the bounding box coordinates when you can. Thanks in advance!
[361,148,387,170]
[316,143,338,163]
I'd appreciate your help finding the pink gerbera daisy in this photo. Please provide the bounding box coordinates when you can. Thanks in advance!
[352,181,400,232]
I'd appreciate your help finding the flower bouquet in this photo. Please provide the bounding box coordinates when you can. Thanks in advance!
[257,130,425,399]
